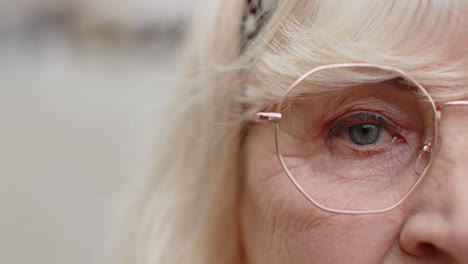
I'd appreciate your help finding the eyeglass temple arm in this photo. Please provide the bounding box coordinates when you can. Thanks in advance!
[256,112,282,123]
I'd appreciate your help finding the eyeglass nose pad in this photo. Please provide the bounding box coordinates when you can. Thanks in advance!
[414,143,432,174]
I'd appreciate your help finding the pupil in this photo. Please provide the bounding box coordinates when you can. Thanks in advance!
[349,123,380,145]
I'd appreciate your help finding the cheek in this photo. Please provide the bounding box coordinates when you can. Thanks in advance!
[241,125,408,264]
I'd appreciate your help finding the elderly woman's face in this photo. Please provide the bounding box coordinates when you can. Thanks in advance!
[240,41,468,264]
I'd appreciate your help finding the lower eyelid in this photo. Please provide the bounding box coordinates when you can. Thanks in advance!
[330,135,406,157]
[330,142,389,159]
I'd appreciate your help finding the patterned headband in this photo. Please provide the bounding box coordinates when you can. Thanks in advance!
[241,0,278,41]
[240,0,278,124]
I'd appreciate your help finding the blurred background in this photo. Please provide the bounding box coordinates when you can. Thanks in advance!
[0,0,194,263]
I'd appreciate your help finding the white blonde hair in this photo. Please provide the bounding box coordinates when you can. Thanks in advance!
[119,1,468,263]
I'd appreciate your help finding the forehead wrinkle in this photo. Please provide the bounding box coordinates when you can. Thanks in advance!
[245,0,468,111]
[247,59,468,113]
[247,35,468,107]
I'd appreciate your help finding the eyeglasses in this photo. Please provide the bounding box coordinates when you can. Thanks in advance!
[255,63,468,215]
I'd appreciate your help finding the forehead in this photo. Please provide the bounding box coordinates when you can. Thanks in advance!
[245,0,468,109]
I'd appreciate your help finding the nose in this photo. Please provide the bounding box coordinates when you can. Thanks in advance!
[400,105,468,262]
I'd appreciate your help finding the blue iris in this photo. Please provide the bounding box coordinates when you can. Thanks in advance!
[349,123,381,145]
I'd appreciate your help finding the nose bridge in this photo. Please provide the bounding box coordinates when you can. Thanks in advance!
[431,102,468,209]
[419,102,468,260]
[434,101,468,173]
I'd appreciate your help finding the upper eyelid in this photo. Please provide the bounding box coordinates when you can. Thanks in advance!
[326,112,398,138]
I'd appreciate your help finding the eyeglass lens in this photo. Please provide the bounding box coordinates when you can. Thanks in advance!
[276,66,436,212]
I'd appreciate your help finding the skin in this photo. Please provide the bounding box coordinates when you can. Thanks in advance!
[237,1,468,262]
[240,78,468,262]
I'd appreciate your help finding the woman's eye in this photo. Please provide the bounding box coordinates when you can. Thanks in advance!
[332,113,397,147]
[344,123,393,145]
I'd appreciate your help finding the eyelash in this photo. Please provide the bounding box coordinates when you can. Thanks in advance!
[326,112,404,153]
[327,112,395,136]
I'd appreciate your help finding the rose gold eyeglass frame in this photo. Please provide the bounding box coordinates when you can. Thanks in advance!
[255,63,468,215]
